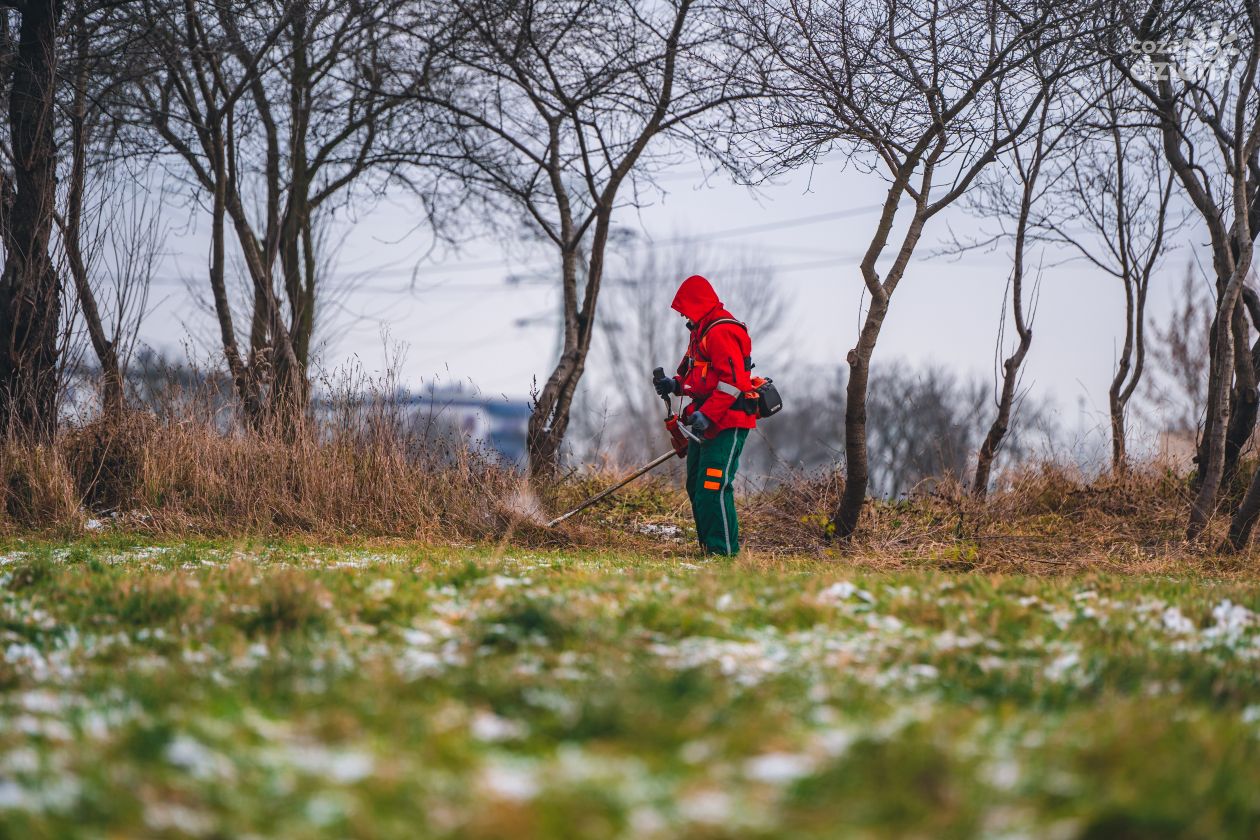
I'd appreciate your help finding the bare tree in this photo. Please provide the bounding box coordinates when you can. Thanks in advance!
[1033,80,1179,472]
[124,0,412,429]
[963,93,1062,498]
[1115,0,1260,540]
[57,0,122,415]
[58,166,163,416]
[391,0,759,479]
[0,0,62,439]
[53,0,163,418]
[730,0,1098,538]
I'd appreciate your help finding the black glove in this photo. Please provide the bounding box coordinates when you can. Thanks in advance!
[653,369,679,397]
[687,411,712,434]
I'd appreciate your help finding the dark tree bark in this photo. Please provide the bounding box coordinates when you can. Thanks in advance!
[1223,298,1258,492]
[836,175,930,538]
[1228,295,1260,547]
[0,0,63,440]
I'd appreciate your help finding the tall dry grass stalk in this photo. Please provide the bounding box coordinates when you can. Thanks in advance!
[1,440,80,528]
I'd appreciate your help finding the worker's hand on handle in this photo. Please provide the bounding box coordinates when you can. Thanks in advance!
[686,411,711,434]
[653,367,680,398]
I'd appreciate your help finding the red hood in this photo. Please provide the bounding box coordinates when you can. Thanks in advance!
[670,275,721,322]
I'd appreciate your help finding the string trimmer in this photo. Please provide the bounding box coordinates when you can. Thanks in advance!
[545,368,698,528]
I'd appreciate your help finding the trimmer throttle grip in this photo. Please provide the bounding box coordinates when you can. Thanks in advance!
[652,367,673,410]
[664,414,688,458]
[656,367,687,457]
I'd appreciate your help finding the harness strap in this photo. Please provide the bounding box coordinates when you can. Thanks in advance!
[698,318,747,343]
[694,318,754,370]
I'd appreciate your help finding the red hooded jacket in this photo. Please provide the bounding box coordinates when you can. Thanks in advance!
[670,275,757,436]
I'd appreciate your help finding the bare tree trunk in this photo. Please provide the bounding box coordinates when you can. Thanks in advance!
[974,308,1033,497]
[832,168,929,538]
[973,104,1046,497]
[834,294,886,537]
[208,146,263,425]
[272,3,314,425]
[223,188,308,431]
[0,0,63,440]
[1182,0,1260,539]
[61,2,123,417]
[1119,11,1260,530]
[1189,287,1242,539]
[1225,292,1260,551]
[1113,234,1155,473]
[1108,272,1135,471]
[528,245,584,479]
[1193,311,1223,494]
[1223,112,1260,548]
[1223,299,1258,492]
[1107,119,1136,473]
[527,194,624,478]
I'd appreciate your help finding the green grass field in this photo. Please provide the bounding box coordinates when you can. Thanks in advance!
[0,539,1257,838]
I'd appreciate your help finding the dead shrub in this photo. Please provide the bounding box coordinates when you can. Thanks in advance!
[64,411,154,512]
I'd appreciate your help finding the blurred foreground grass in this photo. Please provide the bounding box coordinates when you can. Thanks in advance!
[0,538,1257,838]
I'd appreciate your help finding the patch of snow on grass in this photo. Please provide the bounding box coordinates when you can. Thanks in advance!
[278,744,374,784]
[365,578,396,600]
[166,735,234,781]
[145,802,215,836]
[1206,600,1255,642]
[679,789,733,824]
[1161,607,1196,635]
[818,581,876,604]
[1044,650,1081,683]
[471,710,527,742]
[744,752,814,784]
[479,757,540,802]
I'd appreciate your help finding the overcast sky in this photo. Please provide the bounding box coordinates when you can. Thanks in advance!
[140,148,1201,457]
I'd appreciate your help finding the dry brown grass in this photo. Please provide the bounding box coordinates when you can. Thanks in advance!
[553,459,1260,575]
[3,402,1259,575]
[1,394,520,541]
[1,440,79,528]
[130,419,515,538]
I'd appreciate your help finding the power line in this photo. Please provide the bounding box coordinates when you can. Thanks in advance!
[150,202,887,288]
[391,202,886,275]
[336,254,860,294]
[146,251,865,296]
[644,203,888,244]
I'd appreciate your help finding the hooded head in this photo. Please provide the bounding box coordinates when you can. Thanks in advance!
[670,274,720,323]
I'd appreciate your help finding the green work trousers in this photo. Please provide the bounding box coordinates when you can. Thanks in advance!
[685,427,749,556]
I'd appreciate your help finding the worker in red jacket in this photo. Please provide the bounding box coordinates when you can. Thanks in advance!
[653,275,756,555]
